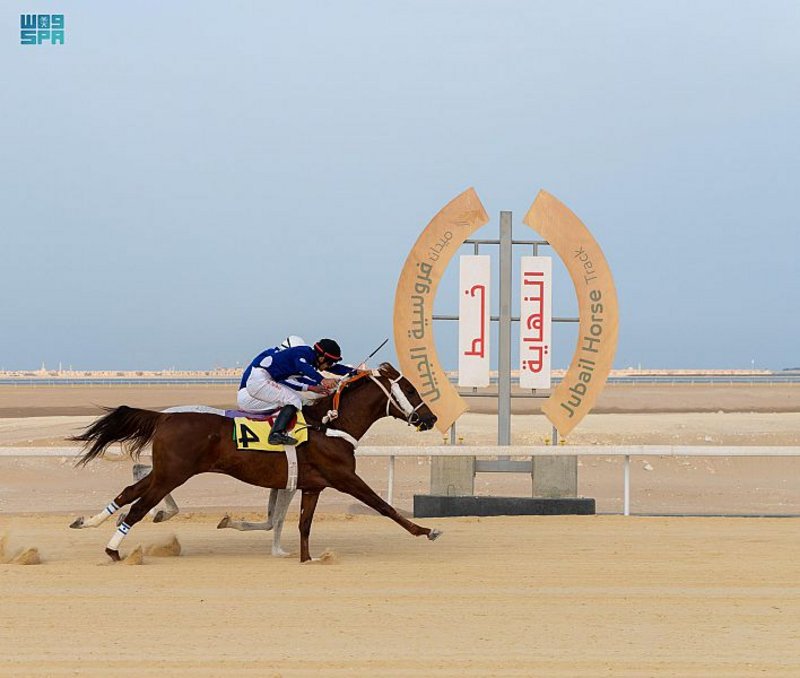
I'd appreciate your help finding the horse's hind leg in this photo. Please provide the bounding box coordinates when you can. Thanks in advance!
[328,471,442,541]
[70,475,152,529]
[152,488,179,523]
[104,472,192,562]
[116,463,179,525]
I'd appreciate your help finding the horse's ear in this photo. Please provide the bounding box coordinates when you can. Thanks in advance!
[378,362,398,378]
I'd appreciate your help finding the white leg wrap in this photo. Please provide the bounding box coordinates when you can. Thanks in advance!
[84,501,120,528]
[107,522,131,551]
[285,446,298,492]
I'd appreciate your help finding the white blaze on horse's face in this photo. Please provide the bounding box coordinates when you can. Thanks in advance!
[371,367,435,430]
[390,381,415,416]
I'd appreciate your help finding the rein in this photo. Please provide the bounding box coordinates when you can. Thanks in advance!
[319,368,426,447]
[330,371,372,412]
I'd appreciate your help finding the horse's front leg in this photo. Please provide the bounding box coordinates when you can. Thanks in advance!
[217,516,271,531]
[216,489,295,556]
[269,489,296,556]
[299,490,321,563]
[216,489,283,531]
[219,489,278,530]
[326,470,442,541]
[265,488,279,529]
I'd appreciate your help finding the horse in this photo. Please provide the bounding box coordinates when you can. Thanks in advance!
[69,363,442,562]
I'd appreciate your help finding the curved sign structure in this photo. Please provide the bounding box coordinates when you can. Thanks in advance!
[393,188,489,432]
[523,190,619,436]
[394,187,618,437]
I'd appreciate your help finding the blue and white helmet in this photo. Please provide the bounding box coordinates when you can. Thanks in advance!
[279,335,307,350]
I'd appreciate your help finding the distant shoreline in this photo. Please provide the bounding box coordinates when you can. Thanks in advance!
[0,369,797,388]
[0,368,793,380]
[0,382,797,417]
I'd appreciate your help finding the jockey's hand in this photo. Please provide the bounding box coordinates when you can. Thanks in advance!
[308,384,329,394]
[320,378,338,390]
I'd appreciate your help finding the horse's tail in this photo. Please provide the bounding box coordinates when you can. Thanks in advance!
[70,406,164,467]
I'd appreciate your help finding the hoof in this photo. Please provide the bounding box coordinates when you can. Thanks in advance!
[153,508,178,523]
[69,517,84,529]
[271,547,290,558]
[105,548,121,562]
[427,528,443,541]
[217,515,231,529]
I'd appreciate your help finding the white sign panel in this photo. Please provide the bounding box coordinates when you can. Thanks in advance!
[458,255,490,387]
[519,256,552,389]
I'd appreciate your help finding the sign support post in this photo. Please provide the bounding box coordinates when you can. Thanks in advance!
[498,211,512,447]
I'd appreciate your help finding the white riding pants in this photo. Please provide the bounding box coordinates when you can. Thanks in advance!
[237,369,303,412]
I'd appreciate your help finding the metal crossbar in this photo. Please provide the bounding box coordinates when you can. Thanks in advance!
[4,445,799,516]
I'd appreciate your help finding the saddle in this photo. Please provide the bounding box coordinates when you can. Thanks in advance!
[223,408,276,421]
[231,411,307,451]
[165,406,309,451]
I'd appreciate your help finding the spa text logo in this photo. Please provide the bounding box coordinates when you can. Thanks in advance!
[20,14,65,45]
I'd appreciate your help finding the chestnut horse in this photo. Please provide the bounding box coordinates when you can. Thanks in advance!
[69,363,441,562]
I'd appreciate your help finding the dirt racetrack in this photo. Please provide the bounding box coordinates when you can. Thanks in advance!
[2,383,799,675]
[2,513,799,677]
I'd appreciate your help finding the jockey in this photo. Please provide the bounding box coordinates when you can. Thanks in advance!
[237,338,354,446]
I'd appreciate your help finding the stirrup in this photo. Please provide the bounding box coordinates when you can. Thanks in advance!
[269,432,298,446]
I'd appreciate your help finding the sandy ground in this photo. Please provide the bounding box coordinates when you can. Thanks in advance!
[2,513,800,677]
[1,383,799,676]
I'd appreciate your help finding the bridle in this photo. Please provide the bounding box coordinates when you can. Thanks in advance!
[367,369,426,426]
[323,369,426,427]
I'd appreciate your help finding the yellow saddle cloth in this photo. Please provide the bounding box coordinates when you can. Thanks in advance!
[232,412,309,451]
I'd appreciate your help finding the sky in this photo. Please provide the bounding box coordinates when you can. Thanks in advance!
[1,1,798,371]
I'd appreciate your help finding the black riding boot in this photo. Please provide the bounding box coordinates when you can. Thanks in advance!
[268,405,299,446]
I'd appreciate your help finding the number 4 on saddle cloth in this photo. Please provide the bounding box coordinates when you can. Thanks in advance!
[232,412,310,451]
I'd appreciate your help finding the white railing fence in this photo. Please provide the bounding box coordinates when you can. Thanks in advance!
[2,445,799,516]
